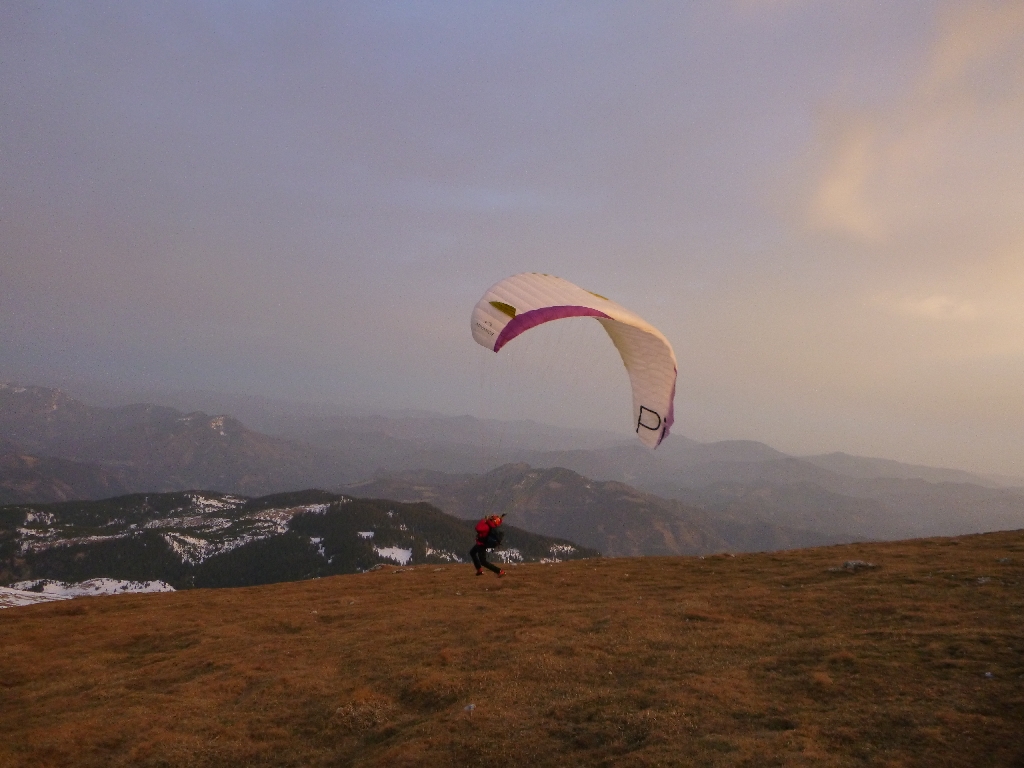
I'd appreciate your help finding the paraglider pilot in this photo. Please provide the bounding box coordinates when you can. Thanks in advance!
[471,514,505,577]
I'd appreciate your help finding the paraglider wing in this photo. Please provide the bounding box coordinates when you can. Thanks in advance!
[471,272,677,448]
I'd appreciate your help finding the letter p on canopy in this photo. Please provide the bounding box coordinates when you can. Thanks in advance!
[636,406,661,433]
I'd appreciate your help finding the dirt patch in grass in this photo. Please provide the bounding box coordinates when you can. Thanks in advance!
[2,531,1024,766]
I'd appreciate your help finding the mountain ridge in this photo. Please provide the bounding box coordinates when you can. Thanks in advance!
[4,382,1024,551]
[346,464,847,557]
[0,489,596,590]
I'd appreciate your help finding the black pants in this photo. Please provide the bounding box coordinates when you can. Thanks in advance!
[470,544,501,573]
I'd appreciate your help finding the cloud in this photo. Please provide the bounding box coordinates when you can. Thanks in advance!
[805,1,1024,250]
[894,294,979,321]
[807,120,884,241]
[926,1,1024,94]
[873,236,1024,359]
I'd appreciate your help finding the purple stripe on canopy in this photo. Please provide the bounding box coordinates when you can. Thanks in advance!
[657,370,677,447]
[492,305,612,352]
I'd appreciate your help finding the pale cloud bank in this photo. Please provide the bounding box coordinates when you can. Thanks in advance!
[808,1,1024,251]
[894,294,980,321]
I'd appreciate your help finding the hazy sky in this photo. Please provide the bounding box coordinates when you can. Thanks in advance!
[3,1,1023,476]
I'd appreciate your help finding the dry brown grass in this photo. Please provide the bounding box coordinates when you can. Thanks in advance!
[2,531,1023,767]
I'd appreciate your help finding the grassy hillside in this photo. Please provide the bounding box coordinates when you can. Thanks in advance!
[2,530,1023,767]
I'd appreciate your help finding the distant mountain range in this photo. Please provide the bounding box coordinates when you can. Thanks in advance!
[0,384,347,500]
[518,441,1024,540]
[2,382,1023,555]
[345,464,840,557]
[0,450,130,504]
[0,489,595,590]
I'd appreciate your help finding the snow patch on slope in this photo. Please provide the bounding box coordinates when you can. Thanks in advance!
[155,504,338,564]
[186,492,246,512]
[161,532,264,565]
[145,516,234,532]
[492,548,524,564]
[539,544,577,563]
[374,546,413,565]
[20,533,129,555]
[162,533,222,565]
[0,586,70,608]
[1,579,174,609]
[424,545,463,563]
[24,510,56,525]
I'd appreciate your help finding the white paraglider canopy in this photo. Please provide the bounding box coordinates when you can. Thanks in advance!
[471,273,677,448]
